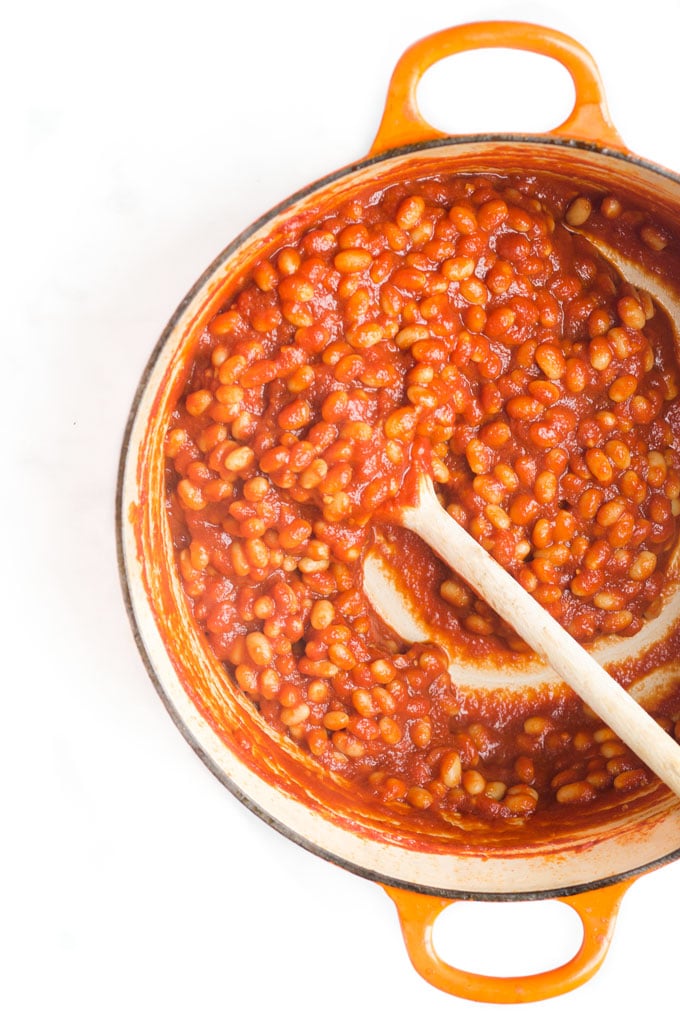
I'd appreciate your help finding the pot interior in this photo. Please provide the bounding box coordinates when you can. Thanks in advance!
[120,137,680,897]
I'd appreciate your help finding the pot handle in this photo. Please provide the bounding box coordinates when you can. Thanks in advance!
[369,21,626,156]
[382,877,636,1004]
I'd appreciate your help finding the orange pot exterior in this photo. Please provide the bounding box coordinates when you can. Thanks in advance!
[369,20,626,156]
[383,878,637,1003]
[119,20,680,1006]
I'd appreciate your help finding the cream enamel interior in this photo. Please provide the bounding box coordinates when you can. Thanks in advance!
[119,137,680,897]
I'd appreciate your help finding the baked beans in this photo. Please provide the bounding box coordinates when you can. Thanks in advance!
[166,172,680,822]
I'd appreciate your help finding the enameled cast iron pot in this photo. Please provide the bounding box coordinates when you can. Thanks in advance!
[117,22,680,1003]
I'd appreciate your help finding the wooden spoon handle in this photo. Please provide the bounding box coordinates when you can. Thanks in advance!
[403,475,680,799]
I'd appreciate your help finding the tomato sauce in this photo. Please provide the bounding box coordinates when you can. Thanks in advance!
[164,171,680,822]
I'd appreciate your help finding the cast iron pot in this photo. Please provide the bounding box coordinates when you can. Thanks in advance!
[117,22,680,1003]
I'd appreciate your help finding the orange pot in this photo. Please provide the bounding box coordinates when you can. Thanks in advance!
[118,22,680,1004]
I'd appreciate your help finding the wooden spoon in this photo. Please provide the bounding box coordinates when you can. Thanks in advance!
[380,472,680,799]
[567,226,680,329]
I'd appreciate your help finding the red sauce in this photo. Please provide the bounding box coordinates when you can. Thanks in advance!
[164,172,680,822]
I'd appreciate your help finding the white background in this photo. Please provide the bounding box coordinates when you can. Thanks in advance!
[5,0,680,1016]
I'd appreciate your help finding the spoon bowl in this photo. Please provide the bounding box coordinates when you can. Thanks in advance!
[366,472,680,800]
